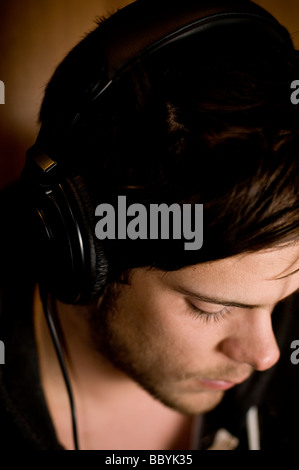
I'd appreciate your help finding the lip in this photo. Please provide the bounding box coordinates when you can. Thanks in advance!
[197,376,250,391]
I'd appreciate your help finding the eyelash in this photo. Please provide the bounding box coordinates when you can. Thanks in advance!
[187,301,231,323]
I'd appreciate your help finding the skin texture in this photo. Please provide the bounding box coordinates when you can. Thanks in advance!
[34,242,299,449]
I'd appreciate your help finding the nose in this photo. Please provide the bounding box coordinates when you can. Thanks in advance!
[219,308,280,371]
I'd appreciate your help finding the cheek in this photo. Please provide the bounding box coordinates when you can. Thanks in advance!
[127,287,226,368]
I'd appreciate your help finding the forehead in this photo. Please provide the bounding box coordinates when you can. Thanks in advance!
[165,243,299,306]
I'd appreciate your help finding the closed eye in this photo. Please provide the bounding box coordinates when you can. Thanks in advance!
[186,300,231,323]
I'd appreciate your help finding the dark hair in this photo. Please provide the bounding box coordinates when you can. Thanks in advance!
[38,1,299,291]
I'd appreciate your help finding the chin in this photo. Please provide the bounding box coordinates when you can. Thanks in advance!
[141,381,226,415]
[167,392,224,415]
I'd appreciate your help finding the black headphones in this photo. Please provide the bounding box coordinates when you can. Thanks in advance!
[23,0,293,305]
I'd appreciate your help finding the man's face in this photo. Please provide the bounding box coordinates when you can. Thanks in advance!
[90,243,299,415]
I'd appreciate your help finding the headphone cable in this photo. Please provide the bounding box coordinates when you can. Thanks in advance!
[39,285,80,450]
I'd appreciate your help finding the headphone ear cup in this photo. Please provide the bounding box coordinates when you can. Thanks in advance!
[31,173,108,304]
[66,174,109,302]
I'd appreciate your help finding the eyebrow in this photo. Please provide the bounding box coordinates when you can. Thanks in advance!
[173,285,260,309]
[174,284,299,309]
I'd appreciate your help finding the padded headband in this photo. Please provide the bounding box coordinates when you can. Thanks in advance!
[36,0,293,141]
[89,0,293,102]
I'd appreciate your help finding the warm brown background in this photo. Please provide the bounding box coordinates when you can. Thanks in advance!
[0,0,298,189]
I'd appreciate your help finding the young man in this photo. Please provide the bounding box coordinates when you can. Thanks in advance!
[0,0,298,450]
